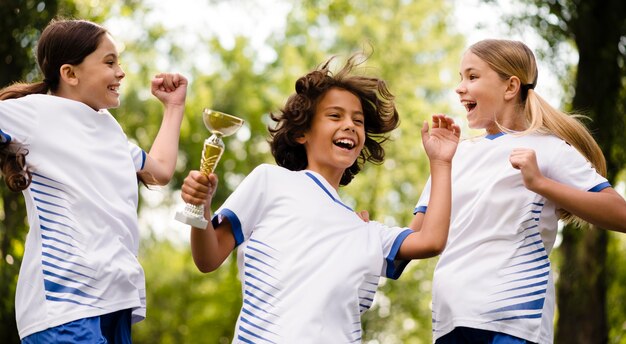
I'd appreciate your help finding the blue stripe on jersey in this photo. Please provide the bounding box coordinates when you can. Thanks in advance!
[304,172,353,211]
[44,280,101,300]
[485,132,506,140]
[0,129,11,143]
[385,228,413,279]
[214,208,244,246]
[482,202,549,325]
[45,295,103,308]
[413,205,427,214]
[42,270,98,290]
[238,324,278,344]
[140,150,146,170]
[239,238,282,342]
[589,181,610,192]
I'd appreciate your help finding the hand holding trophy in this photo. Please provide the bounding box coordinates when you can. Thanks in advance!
[175,109,244,228]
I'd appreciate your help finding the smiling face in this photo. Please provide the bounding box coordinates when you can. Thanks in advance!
[296,87,365,188]
[456,50,515,134]
[69,33,125,110]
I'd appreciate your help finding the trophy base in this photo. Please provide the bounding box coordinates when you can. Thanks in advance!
[175,210,209,229]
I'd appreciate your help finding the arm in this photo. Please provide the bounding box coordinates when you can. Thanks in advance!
[138,73,187,185]
[510,148,626,232]
[181,170,236,272]
[398,114,459,260]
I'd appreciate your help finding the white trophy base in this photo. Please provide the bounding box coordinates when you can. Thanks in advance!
[175,210,209,229]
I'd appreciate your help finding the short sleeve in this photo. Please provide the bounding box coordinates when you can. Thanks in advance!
[0,97,39,145]
[414,176,432,214]
[212,164,269,247]
[128,141,146,172]
[549,141,609,192]
[369,221,413,280]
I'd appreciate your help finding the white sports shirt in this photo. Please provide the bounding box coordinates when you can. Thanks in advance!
[0,94,147,339]
[211,164,413,343]
[415,133,609,344]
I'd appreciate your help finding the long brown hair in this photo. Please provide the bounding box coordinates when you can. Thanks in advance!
[269,54,399,186]
[469,39,607,223]
[0,18,107,191]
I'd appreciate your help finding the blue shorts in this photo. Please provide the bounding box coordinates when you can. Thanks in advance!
[436,327,537,344]
[22,309,132,344]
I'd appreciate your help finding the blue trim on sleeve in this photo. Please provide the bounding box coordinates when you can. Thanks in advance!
[213,208,244,246]
[140,150,147,170]
[589,181,611,192]
[385,228,414,280]
[0,129,12,143]
[413,205,427,215]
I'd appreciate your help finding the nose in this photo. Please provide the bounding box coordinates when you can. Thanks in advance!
[455,81,465,95]
[343,118,356,132]
[116,65,126,80]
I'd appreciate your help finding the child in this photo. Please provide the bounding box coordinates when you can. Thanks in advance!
[180,54,460,343]
[0,19,187,343]
[414,39,626,344]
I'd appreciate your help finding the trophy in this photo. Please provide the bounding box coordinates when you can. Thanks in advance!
[175,108,244,228]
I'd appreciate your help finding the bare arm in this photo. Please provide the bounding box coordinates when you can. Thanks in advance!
[510,148,626,232]
[398,114,459,260]
[139,73,187,185]
[181,171,236,272]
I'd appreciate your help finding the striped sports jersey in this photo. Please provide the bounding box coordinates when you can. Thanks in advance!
[212,164,412,343]
[415,133,609,344]
[0,94,147,339]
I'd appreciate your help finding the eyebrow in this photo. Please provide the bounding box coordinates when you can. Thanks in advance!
[461,67,478,74]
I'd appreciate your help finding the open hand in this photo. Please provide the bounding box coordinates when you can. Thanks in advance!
[421,114,460,163]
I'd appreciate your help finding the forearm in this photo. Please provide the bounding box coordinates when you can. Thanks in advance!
[531,177,626,232]
[400,161,452,259]
[418,161,452,250]
[146,104,185,184]
[190,224,223,273]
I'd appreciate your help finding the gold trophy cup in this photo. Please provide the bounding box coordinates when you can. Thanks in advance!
[175,109,244,228]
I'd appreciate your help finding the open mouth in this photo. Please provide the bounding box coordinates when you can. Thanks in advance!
[333,138,356,150]
[462,100,477,112]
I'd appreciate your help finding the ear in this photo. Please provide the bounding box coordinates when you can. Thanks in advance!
[504,76,521,101]
[59,64,79,86]
[295,133,307,145]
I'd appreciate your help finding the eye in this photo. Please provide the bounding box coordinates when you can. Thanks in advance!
[353,117,364,125]
[469,74,478,80]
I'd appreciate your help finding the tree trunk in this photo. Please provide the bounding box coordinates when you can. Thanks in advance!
[556,0,625,343]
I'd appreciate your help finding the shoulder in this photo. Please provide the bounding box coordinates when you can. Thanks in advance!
[248,164,296,182]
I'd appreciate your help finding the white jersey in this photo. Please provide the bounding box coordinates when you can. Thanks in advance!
[212,164,412,343]
[415,133,609,344]
[0,94,147,339]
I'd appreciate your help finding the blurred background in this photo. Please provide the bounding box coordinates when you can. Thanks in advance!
[1,0,625,343]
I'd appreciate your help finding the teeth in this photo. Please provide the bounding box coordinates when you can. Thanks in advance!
[334,138,355,148]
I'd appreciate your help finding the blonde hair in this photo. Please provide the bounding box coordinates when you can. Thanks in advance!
[469,39,607,224]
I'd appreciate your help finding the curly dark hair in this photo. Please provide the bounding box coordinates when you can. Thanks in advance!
[0,18,107,192]
[268,54,399,186]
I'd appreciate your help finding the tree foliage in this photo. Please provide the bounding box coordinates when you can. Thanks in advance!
[3,0,625,343]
